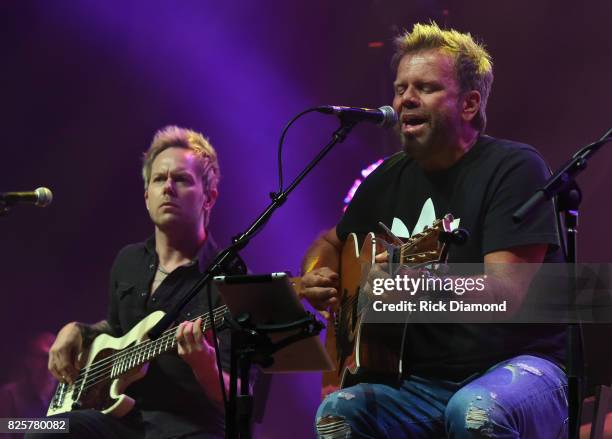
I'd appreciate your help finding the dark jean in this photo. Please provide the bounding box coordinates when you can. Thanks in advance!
[316,355,568,439]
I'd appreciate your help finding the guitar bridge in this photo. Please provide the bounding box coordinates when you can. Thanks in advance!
[50,382,68,409]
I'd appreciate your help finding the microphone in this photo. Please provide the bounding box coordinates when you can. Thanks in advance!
[0,187,53,207]
[317,105,398,128]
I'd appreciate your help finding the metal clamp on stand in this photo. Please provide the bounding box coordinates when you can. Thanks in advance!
[225,312,325,438]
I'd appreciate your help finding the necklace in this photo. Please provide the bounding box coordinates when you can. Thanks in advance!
[157,259,197,275]
[156,264,171,275]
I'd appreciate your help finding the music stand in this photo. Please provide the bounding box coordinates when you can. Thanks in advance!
[214,272,333,439]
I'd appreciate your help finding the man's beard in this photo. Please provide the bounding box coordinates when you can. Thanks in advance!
[398,123,435,160]
[401,134,424,158]
[398,115,457,161]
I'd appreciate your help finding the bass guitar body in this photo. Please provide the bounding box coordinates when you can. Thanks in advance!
[47,310,166,417]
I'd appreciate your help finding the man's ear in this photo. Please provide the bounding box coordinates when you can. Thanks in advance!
[461,90,481,123]
[204,188,218,210]
[144,189,150,211]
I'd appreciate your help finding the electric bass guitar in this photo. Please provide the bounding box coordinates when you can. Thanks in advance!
[47,305,228,417]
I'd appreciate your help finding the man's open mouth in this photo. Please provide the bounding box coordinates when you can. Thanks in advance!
[401,114,428,133]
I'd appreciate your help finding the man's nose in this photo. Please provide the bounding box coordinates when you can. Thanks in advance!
[162,177,175,194]
[401,87,420,109]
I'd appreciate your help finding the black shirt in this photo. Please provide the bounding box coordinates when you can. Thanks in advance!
[106,234,229,438]
[337,135,566,380]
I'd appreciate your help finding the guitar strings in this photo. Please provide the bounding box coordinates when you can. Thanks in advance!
[82,305,227,374]
[72,307,227,393]
[75,316,228,391]
[332,229,442,340]
[62,306,228,395]
[68,309,225,394]
[76,306,227,388]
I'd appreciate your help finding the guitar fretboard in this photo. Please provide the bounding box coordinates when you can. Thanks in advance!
[109,307,227,377]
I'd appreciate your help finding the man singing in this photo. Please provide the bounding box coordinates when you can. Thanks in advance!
[301,23,567,438]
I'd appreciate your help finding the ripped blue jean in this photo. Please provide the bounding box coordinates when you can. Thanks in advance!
[315,355,567,438]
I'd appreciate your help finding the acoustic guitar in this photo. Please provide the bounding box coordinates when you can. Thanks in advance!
[321,215,454,394]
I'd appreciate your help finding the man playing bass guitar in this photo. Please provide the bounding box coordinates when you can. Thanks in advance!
[42,126,230,439]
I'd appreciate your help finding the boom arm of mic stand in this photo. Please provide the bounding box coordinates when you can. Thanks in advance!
[513,134,611,224]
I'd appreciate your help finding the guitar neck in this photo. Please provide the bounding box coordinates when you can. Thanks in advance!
[110,305,227,378]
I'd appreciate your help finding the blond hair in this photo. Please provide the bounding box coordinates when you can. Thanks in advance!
[393,22,493,132]
[142,125,220,225]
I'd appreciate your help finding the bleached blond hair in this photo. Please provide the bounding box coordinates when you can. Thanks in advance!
[393,22,494,132]
[142,125,220,226]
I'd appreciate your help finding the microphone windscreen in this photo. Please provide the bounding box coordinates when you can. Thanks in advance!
[35,187,53,207]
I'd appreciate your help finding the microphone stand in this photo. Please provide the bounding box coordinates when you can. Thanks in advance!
[513,127,612,439]
[146,118,358,438]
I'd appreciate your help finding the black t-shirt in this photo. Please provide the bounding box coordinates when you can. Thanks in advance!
[337,135,566,381]
[106,234,229,438]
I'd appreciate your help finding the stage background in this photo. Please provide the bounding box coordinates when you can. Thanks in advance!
[1,1,610,436]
